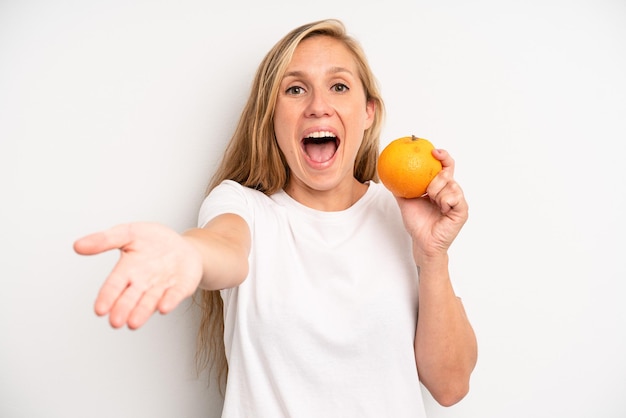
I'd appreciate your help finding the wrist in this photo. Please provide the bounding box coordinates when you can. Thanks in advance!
[415,253,453,293]
[413,249,449,270]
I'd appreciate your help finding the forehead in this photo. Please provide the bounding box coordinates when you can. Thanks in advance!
[287,35,358,71]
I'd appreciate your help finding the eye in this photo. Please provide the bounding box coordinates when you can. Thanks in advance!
[332,83,349,93]
[285,85,305,95]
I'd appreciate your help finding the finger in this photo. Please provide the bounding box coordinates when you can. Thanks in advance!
[127,283,169,330]
[108,284,146,328]
[158,285,192,315]
[432,181,468,216]
[432,149,455,175]
[74,224,132,255]
[93,257,141,316]
[439,182,466,215]
[426,165,454,199]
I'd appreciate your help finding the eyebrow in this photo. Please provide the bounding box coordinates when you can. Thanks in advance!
[282,66,354,79]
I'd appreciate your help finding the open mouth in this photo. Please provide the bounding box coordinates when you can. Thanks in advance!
[302,131,339,164]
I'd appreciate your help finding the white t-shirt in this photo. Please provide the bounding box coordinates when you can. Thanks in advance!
[198,180,426,418]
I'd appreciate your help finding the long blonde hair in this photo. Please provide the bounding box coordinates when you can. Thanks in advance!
[195,18,386,391]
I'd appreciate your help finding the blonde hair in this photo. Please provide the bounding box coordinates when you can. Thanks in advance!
[195,18,386,391]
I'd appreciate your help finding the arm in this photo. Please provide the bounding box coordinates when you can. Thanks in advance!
[395,149,477,406]
[73,213,250,330]
[183,213,250,291]
[413,255,477,406]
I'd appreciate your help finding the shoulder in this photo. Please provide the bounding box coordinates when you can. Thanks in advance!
[365,181,400,213]
[198,181,270,228]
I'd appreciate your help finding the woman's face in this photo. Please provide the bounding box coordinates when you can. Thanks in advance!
[273,35,375,203]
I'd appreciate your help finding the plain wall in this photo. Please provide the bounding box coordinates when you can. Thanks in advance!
[2,0,625,417]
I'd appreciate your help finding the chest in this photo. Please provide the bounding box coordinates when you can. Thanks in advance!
[238,207,419,346]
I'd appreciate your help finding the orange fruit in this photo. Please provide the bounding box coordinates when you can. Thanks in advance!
[377,135,442,198]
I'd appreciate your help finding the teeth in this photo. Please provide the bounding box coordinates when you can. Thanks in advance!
[305,131,336,139]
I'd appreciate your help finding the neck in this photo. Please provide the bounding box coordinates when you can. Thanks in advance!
[284,178,368,211]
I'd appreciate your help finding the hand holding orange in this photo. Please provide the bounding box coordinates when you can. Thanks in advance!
[377,135,442,198]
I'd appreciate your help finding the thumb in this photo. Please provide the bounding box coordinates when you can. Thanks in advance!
[73,224,132,255]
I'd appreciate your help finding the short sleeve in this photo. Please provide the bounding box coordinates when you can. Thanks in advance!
[197,180,253,228]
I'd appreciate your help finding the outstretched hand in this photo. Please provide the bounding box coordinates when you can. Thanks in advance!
[73,223,203,329]
[395,149,468,263]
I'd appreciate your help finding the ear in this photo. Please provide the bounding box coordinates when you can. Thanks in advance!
[364,98,376,129]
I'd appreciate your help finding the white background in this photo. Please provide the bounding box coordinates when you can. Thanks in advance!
[2,0,625,417]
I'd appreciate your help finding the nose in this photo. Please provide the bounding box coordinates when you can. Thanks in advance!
[305,90,334,118]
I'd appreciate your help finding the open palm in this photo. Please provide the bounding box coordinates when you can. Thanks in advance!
[74,223,203,329]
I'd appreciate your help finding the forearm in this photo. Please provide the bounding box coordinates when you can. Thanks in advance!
[414,254,477,406]
[182,227,249,291]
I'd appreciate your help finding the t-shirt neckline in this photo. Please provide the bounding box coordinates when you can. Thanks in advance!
[271,181,378,220]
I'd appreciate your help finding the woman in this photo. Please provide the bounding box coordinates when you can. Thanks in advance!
[74,19,477,417]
